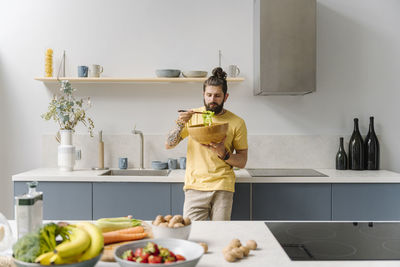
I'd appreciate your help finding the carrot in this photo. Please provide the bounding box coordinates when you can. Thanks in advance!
[106,226,144,235]
[103,232,148,245]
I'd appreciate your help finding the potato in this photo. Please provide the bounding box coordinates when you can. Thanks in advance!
[168,220,176,228]
[183,217,191,226]
[246,240,257,250]
[173,223,185,228]
[239,246,250,256]
[229,238,242,248]
[223,251,237,262]
[153,215,165,225]
[164,215,173,222]
[231,247,244,259]
[172,215,184,223]
[222,245,235,254]
[199,242,208,253]
[159,222,169,227]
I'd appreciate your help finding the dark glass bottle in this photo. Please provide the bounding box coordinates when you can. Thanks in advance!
[336,137,348,170]
[349,118,364,170]
[365,116,380,170]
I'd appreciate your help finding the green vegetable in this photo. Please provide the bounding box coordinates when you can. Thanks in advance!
[96,217,141,233]
[13,223,64,263]
[202,111,215,126]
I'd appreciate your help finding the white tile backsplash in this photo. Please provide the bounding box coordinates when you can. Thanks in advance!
[42,134,345,169]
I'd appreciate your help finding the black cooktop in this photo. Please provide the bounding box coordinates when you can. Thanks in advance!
[266,222,400,260]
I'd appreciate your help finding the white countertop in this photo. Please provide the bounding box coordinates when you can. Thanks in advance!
[12,168,400,183]
[5,220,400,267]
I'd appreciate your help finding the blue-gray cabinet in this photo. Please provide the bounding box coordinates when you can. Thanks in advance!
[332,184,400,221]
[14,182,92,220]
[252,183,332,220]
[93,182,171,220]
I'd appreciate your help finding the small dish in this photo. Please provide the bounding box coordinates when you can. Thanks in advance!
[155,69,181,78]
[151,161,168,170]
[182,71,208,78]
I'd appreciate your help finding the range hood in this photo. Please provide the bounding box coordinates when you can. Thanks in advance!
[254,0,316,95]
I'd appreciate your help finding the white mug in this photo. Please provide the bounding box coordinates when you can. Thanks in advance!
[227,65,240,77]
[89,64,104,77]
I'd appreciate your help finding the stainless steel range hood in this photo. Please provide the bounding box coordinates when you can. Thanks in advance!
[254,0,316,95]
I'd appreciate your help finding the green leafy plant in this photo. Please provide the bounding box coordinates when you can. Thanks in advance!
[202,111,215,126]
[41,80,95,136]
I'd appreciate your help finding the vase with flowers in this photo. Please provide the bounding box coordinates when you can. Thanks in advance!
[42,80,94,171]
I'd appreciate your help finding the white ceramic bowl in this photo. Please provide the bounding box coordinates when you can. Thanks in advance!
[13,253,102,267]
[114,238,203,267]
[152,223,191,240]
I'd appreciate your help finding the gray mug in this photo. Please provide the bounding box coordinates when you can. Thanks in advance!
[168,158,178,170]
[77,66,88,77]
[179,157,186,169]
[119,157,128,169]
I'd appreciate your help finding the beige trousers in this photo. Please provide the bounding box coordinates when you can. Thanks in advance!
[183,189,234,221]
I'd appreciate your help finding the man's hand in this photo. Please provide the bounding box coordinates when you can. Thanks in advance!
[201,136,227,158]
[178,110,194,124]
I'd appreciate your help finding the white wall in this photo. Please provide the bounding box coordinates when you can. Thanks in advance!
[1,0,400,218]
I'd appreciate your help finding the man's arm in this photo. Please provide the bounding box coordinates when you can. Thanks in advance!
[224,149,248,169]
[165,123,184,149]
[165,110,194,149]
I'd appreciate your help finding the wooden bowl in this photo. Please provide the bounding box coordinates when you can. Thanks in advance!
[188,123,228,144]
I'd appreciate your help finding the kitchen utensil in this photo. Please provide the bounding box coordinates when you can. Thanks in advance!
[178,110,204,114]
[155,69,181,77]
[119,158,128,169]
[13,252,102,267]
[152,224,191,240]
[89,64,104,78]
[187,123,229,145]
[179,157,186,169]
[114,238,203,267]
[227,65,240,77]
[168,158,178,170]
[77,66,88,77]
[182,71,207,78]
[151,161,168,170]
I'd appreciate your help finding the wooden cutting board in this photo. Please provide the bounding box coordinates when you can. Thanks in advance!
[101,222,153,262]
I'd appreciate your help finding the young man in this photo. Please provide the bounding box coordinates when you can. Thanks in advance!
[165,67,248,221]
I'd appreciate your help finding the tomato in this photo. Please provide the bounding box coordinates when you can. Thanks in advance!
[140,251,150,261]
[176,254,186,261]
[148,255,163,264]
[134,248,143,258]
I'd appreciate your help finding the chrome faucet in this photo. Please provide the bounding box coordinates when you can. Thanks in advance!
[132,126,144,169]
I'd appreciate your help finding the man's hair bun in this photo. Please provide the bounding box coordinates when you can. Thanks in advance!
[212,67,227,80]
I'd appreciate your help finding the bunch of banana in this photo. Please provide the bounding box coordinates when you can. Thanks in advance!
[35,222,104,265]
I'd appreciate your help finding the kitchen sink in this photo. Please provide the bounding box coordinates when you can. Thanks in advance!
[100,169,171,176]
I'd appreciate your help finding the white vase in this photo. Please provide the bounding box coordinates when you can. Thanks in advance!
[58,130,76,172]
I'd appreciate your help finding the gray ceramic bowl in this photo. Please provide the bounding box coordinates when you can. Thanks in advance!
[151,161,168,170]
[13,253,102,267]
[114,238,203,267]
[155,69,181,78]
[182,71,207,78]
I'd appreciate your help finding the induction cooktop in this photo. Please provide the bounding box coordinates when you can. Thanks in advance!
[266,222,400,260]
[247,168,328,177]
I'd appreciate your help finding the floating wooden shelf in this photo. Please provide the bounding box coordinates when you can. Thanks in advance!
[35,77,245,83]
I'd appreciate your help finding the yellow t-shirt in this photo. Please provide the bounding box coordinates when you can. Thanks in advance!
[180,107,248,192]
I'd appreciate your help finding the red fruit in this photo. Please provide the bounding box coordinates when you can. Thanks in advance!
[134,248,143,258]
[169,251,175,258]
[141,251,150,261]
[148,255,163,264]
[127,255,134,261]
[176,254,186,261]
[164,260,175,264]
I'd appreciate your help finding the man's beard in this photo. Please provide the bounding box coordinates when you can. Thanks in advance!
[204,99,224,114]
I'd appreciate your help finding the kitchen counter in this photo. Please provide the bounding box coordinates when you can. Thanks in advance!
[12,168,400,183]
[5,220,400,267]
